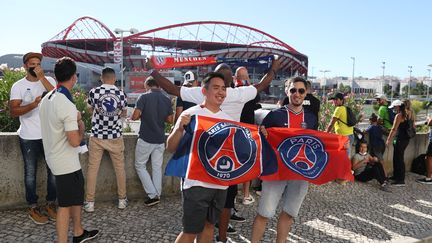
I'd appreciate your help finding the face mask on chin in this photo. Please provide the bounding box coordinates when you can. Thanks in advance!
[359,151,367,156]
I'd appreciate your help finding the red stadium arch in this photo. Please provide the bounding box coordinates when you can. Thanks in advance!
[42,17,308,75]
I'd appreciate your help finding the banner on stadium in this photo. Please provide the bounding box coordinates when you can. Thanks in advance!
[165,115,278,186]
[165,115,353,186]
[150,55,275,69]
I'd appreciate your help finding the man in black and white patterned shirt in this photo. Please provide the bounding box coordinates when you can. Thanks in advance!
[84,67,128,212]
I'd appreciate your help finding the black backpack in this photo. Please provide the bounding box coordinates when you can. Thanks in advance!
[385,107,396,124]
[411,154,426,175]
[338,106,357,127]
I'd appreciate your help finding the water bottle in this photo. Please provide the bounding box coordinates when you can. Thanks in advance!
[23,88,33,103]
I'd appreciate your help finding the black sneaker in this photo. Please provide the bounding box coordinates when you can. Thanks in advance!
[390,181,406,187]
[144,197,160,206]
[215,223,237,234]
[73,229,100,243]
[230,212,246,222]
[215,235,228,243]
[416,178,432,185]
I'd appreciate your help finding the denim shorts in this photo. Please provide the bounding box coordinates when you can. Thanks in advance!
[257,180,308,218]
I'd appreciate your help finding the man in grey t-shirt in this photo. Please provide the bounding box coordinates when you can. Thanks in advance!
[131,77,173,206]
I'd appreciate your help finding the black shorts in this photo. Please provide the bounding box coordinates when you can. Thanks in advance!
[224,185,238,209]
[182,186,227,234]
[55,170,84,207]
[427,142,432,156]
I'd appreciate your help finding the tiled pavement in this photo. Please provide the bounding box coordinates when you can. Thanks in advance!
[1,173,431,243]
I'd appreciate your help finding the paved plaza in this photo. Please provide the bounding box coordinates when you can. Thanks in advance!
[0,173,431,243]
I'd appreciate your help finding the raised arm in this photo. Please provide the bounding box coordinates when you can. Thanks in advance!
[253,56,281,92]
[34,66,55,91]
[146,58,181,97]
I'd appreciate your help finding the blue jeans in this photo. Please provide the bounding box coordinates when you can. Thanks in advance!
[19,138,56,206]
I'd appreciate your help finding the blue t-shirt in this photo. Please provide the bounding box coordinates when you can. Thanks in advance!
[262,106,317,130]
[135,89,173,144]
[365,124,385,147]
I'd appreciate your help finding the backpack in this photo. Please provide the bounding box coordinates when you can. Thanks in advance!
[344,106,357,127]
[411,154,426,175]
[385,107,396,124]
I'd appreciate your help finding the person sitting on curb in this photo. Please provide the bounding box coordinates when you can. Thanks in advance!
[351,141,391,192]
[416,117,432,184]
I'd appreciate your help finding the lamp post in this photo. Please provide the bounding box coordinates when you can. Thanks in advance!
[351,57,355,94]
[427,67,431,117]
[114,27,139,91]
[381,61,385,94]
[319,70,331,92]
[408,66,413,98]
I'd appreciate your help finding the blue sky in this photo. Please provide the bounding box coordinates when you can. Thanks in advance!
[1,0,431,79]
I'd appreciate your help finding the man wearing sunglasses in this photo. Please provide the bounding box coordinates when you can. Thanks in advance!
[251,77,317,243]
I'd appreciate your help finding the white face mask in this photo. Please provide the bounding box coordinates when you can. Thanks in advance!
[359,151,367,156]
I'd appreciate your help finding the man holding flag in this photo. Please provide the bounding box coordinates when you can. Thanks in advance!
[251,77,317,243]
[166,72,232,243]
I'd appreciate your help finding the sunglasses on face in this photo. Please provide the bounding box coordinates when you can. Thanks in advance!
[289,88,306,95]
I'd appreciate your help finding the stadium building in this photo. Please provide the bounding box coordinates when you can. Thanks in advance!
[2,16,309,99]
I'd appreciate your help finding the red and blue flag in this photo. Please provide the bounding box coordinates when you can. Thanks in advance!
[165,116,353,186]
[261,127,353,184]
[165,115,277,186]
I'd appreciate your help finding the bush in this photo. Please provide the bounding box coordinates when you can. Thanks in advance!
[411,100,422,114]
[71,86,92,132]
[0,64,25,132]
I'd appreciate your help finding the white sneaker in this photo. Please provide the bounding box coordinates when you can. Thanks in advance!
[118,198,128,209]
[83,201,94,213]
[242,195,255,205]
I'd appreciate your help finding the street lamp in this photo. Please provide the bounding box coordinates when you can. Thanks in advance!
[381,61,385,94]
[351,57,355,94]
[426,68,432,117]
[114,27,139,91]
[408,66,413,98]
[319,69,331,78]
[319,70,331,91]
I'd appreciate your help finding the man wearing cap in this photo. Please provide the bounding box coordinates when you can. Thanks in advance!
[9,52,57,224]
[375,94,393,131]
[325,92,354,156]
[174,71,198,123]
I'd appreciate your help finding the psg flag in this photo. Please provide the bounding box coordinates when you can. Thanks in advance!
[261,127,354,184]
[165,115,278,186]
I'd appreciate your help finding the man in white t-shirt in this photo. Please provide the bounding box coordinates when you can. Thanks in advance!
[39,57,99,243]
[148,57,280,242]
[167,72,231,243]
[9,52,56,224]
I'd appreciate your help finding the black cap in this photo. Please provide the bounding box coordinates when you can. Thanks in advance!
[329,92,344,100]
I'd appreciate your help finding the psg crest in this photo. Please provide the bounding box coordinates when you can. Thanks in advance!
[197,122,257,180]
[278,135,328,179]
[97,93,121,117]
